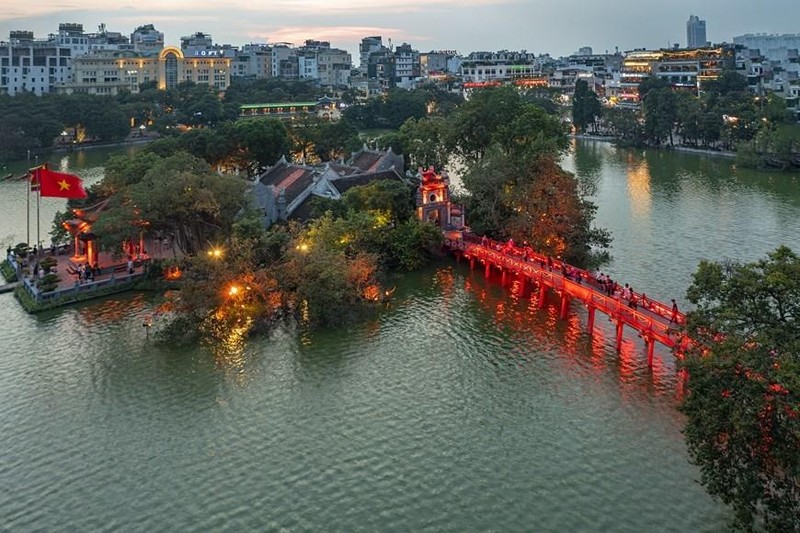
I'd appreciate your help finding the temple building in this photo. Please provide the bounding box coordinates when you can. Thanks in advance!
[416,167,464,230]
[251,147,405,228]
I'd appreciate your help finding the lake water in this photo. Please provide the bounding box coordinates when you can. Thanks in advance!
[1,140,799,531]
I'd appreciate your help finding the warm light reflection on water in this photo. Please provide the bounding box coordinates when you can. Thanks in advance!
[209,315,252,371]
[626,155,652,220]
[459,262,679,399]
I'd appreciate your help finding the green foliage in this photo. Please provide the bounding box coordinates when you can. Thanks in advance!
[342,180,415,226]
[39,256,57,272]
[0,260,18,282]
[0,93,65,160]
[176,127,236,165]
[495,104,569,160]
[702,70,749,96]
[572,80,603,133]
[450,86,606,268]
[680,247,800,531]
[90,152,248,256]
[287,116,361,163]
[522,86,563,115]
[642,87,678,146]
[233,118,291,172]
[382,220,443,271]
[37,272,60,293]
[736,123,800,170]
[446,86,526,163]
[343,88,433,130]
[602,106,645,146]
[397,117,450,170]
[223,79,324,107]
[277,215,381,326]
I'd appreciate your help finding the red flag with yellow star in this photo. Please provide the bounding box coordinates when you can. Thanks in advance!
[32,165,88,199]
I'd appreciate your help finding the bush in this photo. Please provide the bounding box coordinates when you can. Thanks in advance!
[40,256,57,272]
[37,272,60,293]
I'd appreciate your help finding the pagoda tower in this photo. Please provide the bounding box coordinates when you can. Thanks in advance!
[416,167,463,229]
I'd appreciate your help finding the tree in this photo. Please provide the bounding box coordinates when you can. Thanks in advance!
[91,152,247,256]
[446,86,525,163]
[342,179,415,226]
[312,120,361,162]
[232,118,291,173]
[602,106,644,146]
[397,117,450,170]
[572,80,602,133]
[680,246,800,532]
[449,85,608,267]
[642,87,678,146]
[276,215,381,326]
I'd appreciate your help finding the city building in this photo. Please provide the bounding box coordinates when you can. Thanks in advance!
[734,33,800,115]
[60,46,231,95]
[316,46,351,89]
[359,36,383,71]
[619,46,734,107]
[393,43,421,89]
[367,47,395,90]
[0,31,73,95]
[232,43,273,80]
[51,23,89,57]
[86,24,133,53]
[686,15,707,49]
[180,32,237,59]
[131,24,164,55]
[559,52,623,97]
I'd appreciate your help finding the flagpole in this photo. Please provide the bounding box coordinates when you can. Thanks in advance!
[26,150,30,246]
[36,159,41,259]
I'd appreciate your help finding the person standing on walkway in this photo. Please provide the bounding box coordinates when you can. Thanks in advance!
[670,299,680,324]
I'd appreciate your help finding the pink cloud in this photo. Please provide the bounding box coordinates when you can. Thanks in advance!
[246,26,429,46]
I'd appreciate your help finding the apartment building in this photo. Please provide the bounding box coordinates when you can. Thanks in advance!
[0,31,73,95]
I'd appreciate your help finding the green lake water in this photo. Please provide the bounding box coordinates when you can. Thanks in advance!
[1,140,799,531]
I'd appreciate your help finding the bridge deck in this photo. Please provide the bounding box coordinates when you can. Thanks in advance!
[446,235,687,363]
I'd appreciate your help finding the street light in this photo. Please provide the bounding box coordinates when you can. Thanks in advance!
[139,124,146,137]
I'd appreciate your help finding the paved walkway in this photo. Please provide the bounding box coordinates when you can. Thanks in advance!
[18,238,176,290]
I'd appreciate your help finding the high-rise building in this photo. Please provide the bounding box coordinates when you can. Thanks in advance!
[359,36,382,71]
[0,31,73,96]
[686,15,707,48]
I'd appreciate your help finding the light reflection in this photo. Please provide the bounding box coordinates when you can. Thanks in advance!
[202,309,253,371]
[626,159,652,219]
[458,264,679,397]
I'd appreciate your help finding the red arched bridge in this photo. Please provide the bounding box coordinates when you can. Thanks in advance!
[445,233,688,367]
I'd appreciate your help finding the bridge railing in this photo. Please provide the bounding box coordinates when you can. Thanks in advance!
[448,234,686,328]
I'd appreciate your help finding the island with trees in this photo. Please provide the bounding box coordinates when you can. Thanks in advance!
[13,78,795,528]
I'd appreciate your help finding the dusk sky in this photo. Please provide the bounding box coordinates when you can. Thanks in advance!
[2,0,800,58]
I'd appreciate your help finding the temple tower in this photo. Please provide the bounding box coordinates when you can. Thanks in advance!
[416,167,463,229]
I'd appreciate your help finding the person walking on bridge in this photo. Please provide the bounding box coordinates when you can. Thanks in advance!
[670,299,680,324]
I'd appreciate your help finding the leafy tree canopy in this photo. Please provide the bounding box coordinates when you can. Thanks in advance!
[680,246,800,532]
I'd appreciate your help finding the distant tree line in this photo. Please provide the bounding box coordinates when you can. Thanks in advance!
[572,71,800,170]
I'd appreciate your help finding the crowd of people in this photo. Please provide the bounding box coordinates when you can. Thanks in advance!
[473,235,682,325]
